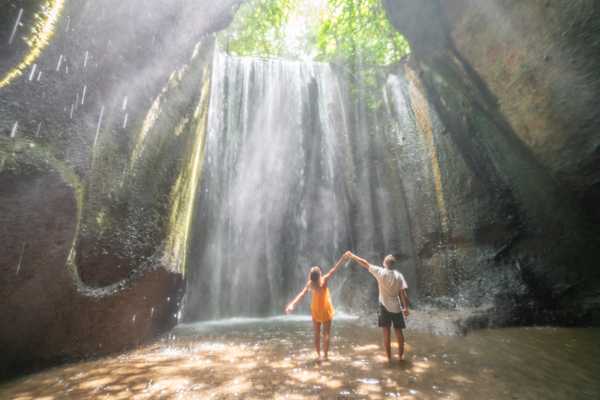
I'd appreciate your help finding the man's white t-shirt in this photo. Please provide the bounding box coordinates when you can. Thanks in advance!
[368,264,408,314]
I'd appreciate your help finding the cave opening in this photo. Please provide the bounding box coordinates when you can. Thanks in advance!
[1,0,600,396]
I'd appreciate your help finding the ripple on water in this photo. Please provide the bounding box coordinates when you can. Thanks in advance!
[0,321,599,400]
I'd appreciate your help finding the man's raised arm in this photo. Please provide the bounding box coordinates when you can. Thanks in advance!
[349,252,371,270]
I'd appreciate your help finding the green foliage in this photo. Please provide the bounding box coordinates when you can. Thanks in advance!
[219,0,410,66]
[219,0,296,58]
[316,0,409,66]
[218,0,411,113]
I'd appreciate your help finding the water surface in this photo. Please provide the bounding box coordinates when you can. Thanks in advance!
[1,317,599,399]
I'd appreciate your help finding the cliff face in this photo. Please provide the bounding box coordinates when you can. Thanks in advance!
[443,0,600,198]
[383,0,600,323]
[0,0,241,379]
[0,143,182,374]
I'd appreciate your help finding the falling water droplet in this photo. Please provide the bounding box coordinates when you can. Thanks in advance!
[167,297,171,302]
[8,8,23,46]
[81,85,87,105]
[56,54,64,71]
[132,314,136,324]
[36,71,43,81]
[122,113,128,129]
[35,122,42,137]
[150,307,155,317]
[28,64,37,81]
[65,15,71,32]
[83,51,89,69]
[65,65,69,75]
[69,103,75,119]
[15,242,26,275]
[122,96,128,111]
[93,106,105,148]
[10,121,18,138]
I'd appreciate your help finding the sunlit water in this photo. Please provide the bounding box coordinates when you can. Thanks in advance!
[1,318,599,399]
[185,51,419,320]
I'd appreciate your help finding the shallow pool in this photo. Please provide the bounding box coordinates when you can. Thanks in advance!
[1,317,599,399]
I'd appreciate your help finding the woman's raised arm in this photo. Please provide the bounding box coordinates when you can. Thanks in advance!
[323,251,352,282]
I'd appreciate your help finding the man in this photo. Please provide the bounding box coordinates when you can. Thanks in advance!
[348,252,409,363]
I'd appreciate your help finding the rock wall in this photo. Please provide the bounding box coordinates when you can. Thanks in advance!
[383,0,600,324]
[443,0,600,199]
[0,0,241,379]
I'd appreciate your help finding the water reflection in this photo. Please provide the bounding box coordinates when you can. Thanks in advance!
[1,319,599,399]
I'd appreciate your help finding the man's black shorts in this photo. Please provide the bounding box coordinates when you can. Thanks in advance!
[378,303,406,329]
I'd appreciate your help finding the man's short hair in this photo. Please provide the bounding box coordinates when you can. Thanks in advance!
[383,254,396,267]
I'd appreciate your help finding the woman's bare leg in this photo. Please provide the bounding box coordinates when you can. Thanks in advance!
[322,321,332,359]
[313,321,321,359]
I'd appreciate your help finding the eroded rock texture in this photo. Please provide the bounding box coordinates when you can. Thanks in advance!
[383,0,600,324]
[0,0,241,379]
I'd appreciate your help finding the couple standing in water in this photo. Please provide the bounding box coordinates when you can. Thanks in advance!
[285,251,410,364]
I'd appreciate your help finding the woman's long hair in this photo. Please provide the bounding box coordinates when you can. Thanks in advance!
[309,266,322,290]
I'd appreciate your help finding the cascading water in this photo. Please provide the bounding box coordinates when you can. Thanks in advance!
[184,50,419,320]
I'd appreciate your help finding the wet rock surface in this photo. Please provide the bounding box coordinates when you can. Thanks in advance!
[0,138,183,379]
[0,0,240,379]
[383,0,600,324]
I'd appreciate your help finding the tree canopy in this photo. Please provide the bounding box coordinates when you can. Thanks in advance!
[219,0,410,66]
[221,0,295,59]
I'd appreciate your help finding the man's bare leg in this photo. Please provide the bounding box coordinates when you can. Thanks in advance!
[322,321,332,360]
[395,327,405,360]
[382,326,392,363]
[313,321,321,359]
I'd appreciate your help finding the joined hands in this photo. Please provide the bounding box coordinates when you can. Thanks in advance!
[343,250,354,263]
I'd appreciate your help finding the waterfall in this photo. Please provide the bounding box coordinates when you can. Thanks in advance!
[184,51,419,320]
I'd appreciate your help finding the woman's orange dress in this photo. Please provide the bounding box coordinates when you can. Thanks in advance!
[310,285,335,323]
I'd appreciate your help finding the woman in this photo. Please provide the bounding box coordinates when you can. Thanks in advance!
[285,251,351,360]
